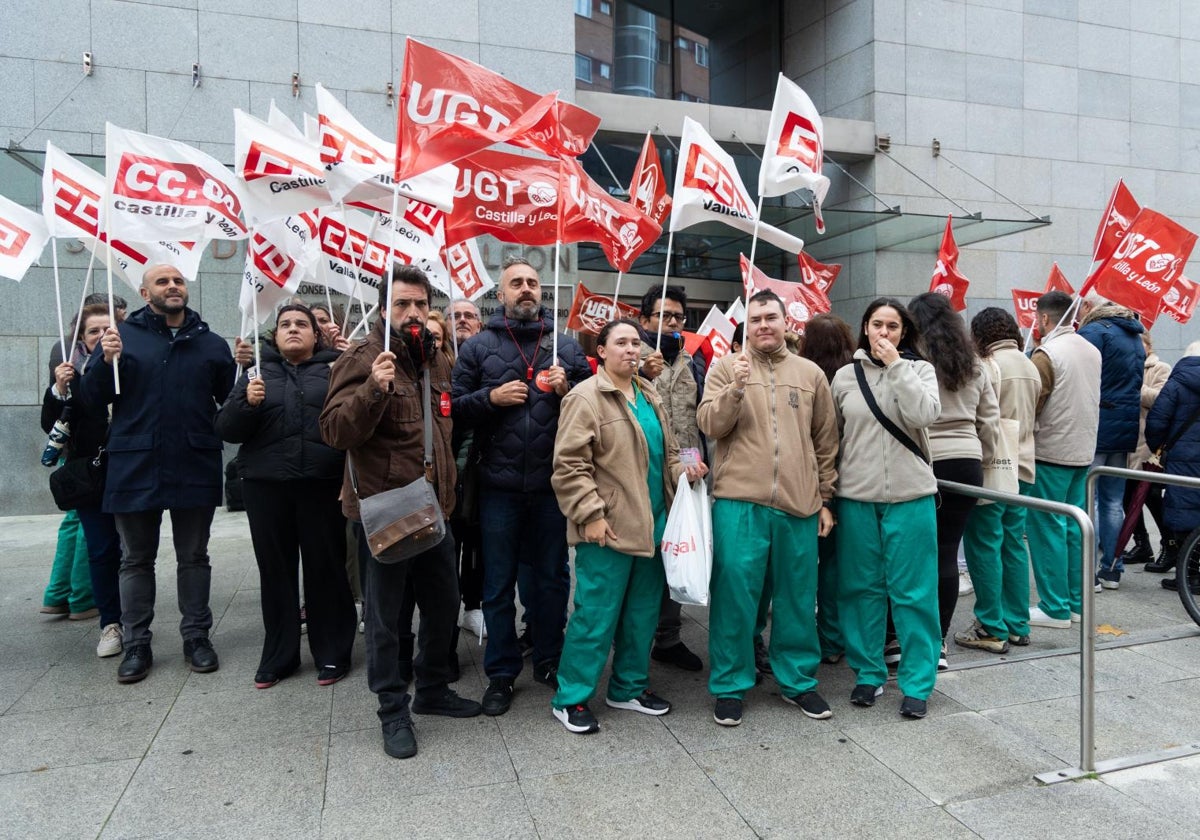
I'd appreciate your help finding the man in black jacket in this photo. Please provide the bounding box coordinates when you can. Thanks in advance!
[452,256,592,716]
[84,264,235,684]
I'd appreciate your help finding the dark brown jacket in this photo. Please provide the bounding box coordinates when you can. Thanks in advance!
[319,324,456,522]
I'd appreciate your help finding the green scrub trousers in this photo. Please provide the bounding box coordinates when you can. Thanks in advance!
[1025,462,1086,621]
[709,498,820,699]
[836,495,940,700]
[43,510,94,613]
[962,480,1033,639]
[553,386,668,709]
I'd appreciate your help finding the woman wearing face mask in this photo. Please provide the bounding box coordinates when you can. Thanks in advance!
[550,318,706,734]
[831,298,941,719]
[41,304,125,658]
[216,304,356,689]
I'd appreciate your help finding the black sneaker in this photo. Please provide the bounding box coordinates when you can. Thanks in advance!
[713,697,743,727]
[117,644,152,684]
[411,687,482,718]
[316,664,349,686]
[753,637,773,676]
[605,690,671,716]
[183,637,219,673]
[481,677,514,716]
[784,690,832,720]
[532,661,559,689]
[850,684,883,707]
[553,703,600,734]
[382,718,417,759]
[651,642,703,672]
[900,696,927,719]
[517,627,534,658]
[1163,575,1200,594]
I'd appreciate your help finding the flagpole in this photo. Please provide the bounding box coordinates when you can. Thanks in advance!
[68,249,95,353]
[747,195,765,269]
[655,229,676,353]
[552,238,562,362]
[610,270,624,312]
[347,304,378,341]
[49,239,66,355]
[382,185,401,355]
[324,284,334,325]
[251,282,262,373]
[104,238,121,395]
[448,262,460,357]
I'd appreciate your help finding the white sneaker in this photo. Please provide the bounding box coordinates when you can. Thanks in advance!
[460,608,487,641]
[1070,612,1082,623]
[96,623,123,658]
[958,571,974,597]
[1029,606,1071,629]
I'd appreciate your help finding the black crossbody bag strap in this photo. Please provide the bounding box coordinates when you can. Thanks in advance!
[1158,400,1200,458]
[855,361,930,465]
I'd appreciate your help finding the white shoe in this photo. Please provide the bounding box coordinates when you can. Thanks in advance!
[1029,606,1071,629]
[96,623,123,658]
[460,608,486,641]
[1070,612,1082,623]
[958,571,974,597]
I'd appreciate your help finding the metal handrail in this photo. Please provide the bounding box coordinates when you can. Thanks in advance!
[938,479,1096,777]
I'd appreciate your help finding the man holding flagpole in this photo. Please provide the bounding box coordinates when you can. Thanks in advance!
[83,264,236,684]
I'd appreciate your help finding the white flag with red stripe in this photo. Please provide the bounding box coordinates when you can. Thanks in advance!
[670,117,804,254]
[239,218,316,324]
[440,237,494,302]
[43,142,203,290]
[759,74,831,234]
[234,109,332,224]
[0,194,49,281]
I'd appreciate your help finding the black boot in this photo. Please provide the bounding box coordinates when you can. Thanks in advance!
[1121,532,1153,565]
[1146,538,1179,573]
[1162,574,1200,594]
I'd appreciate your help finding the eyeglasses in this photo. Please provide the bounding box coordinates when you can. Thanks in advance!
[452,312,479,321]
[654,311,685,323]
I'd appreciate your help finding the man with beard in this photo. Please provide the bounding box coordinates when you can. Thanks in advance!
[637,284,709,672]
[320,265,481,759]
[452,256,592,716]
[84,264,235,684]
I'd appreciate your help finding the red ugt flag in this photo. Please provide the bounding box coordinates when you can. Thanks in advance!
[1161,275,1197,324]
[1090,208,1197,318]
[558,158,661,273]
[629,132,671,227]
[929,216,969,311]
[1044,262,1074,295]
[1092,179,1140,266]
[397,39,600,179]
[740,253,830,334]
[1010,289,1042,329]
[797,250,841,295]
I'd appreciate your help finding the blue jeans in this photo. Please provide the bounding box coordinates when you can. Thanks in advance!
[1092,451,1128,581]
[76,505,123,628]
[479,490,569,679]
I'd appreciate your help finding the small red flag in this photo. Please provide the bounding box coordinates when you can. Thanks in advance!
[1011,288,1042,329]
[797,250,841,295]
[1090,208,1197,318]
[628,132,671,228]
[929,216,969,311]
[740,254,830,334]
[1044,262,1075,295]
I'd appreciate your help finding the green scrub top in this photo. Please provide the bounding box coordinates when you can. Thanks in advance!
[628,385,667,544]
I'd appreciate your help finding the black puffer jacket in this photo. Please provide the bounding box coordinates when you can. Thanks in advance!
[215,345,344,482]
[41,345,109,464]
[452,309,592,493]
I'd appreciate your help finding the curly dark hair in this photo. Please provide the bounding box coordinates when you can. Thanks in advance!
[908,292,976,391]
[969,307,1021,356]
[800,313,855,383]
[856,297,925,358]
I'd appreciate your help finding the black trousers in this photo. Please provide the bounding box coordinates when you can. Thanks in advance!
[242,478,356,675]
[932,458,983,640]
[363,529,459,725]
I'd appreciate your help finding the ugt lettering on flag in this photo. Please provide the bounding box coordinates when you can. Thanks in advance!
[1089,208,1197,318]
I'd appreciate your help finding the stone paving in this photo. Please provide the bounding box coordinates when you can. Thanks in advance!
[4,509,1200,839]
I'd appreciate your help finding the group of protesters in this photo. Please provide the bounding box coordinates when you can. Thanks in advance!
[37,256,1200,759]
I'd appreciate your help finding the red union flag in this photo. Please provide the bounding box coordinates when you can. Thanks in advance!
[629,132,671,227]
[566,280,640,335]
[740,253,829,334]
[42,142,203,290]
[1161,275,1196,324]
[234,109,331,224]
[559,158,661,273]
[0,194,49,281]
[1093,180,1140,266]
[397,38,599,179]
[443,149,563,246]
[314,84,457,214]
[797,250,841,295]
[105,123,249,241]
[1044,262,1074,295]
[929,216,969,311]
[440,238,494,302]
[759,74,831,234]
[1090,208,1197,317]
[670,117,804,254]
[1011,288,1042,329]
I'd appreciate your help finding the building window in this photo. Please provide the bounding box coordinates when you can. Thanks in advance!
[598,62,611,80]
[695,43,709,67]
[598,0,611,14]
[575,53,592,82]
[575,0,590,18]
[656,38,670,63]
[677,36,690,50]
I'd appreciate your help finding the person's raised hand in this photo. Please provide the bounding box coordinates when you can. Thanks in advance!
[53,362,75,395]
[370,351,397,393]
[100,327,122,364]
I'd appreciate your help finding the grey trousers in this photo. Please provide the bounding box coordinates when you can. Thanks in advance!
[114,507,215,647]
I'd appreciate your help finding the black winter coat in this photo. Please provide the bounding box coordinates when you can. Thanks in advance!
[41,345,109,464]
[451,309,592,493]
[215,345,344,482]
[1078,305,1145,452]
[80,305,235,513]
[1145,356,1200,535]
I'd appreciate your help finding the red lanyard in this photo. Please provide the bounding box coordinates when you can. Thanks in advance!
[504,317,545,381]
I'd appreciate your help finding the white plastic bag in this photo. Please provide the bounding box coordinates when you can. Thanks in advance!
[660,473,713,606]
